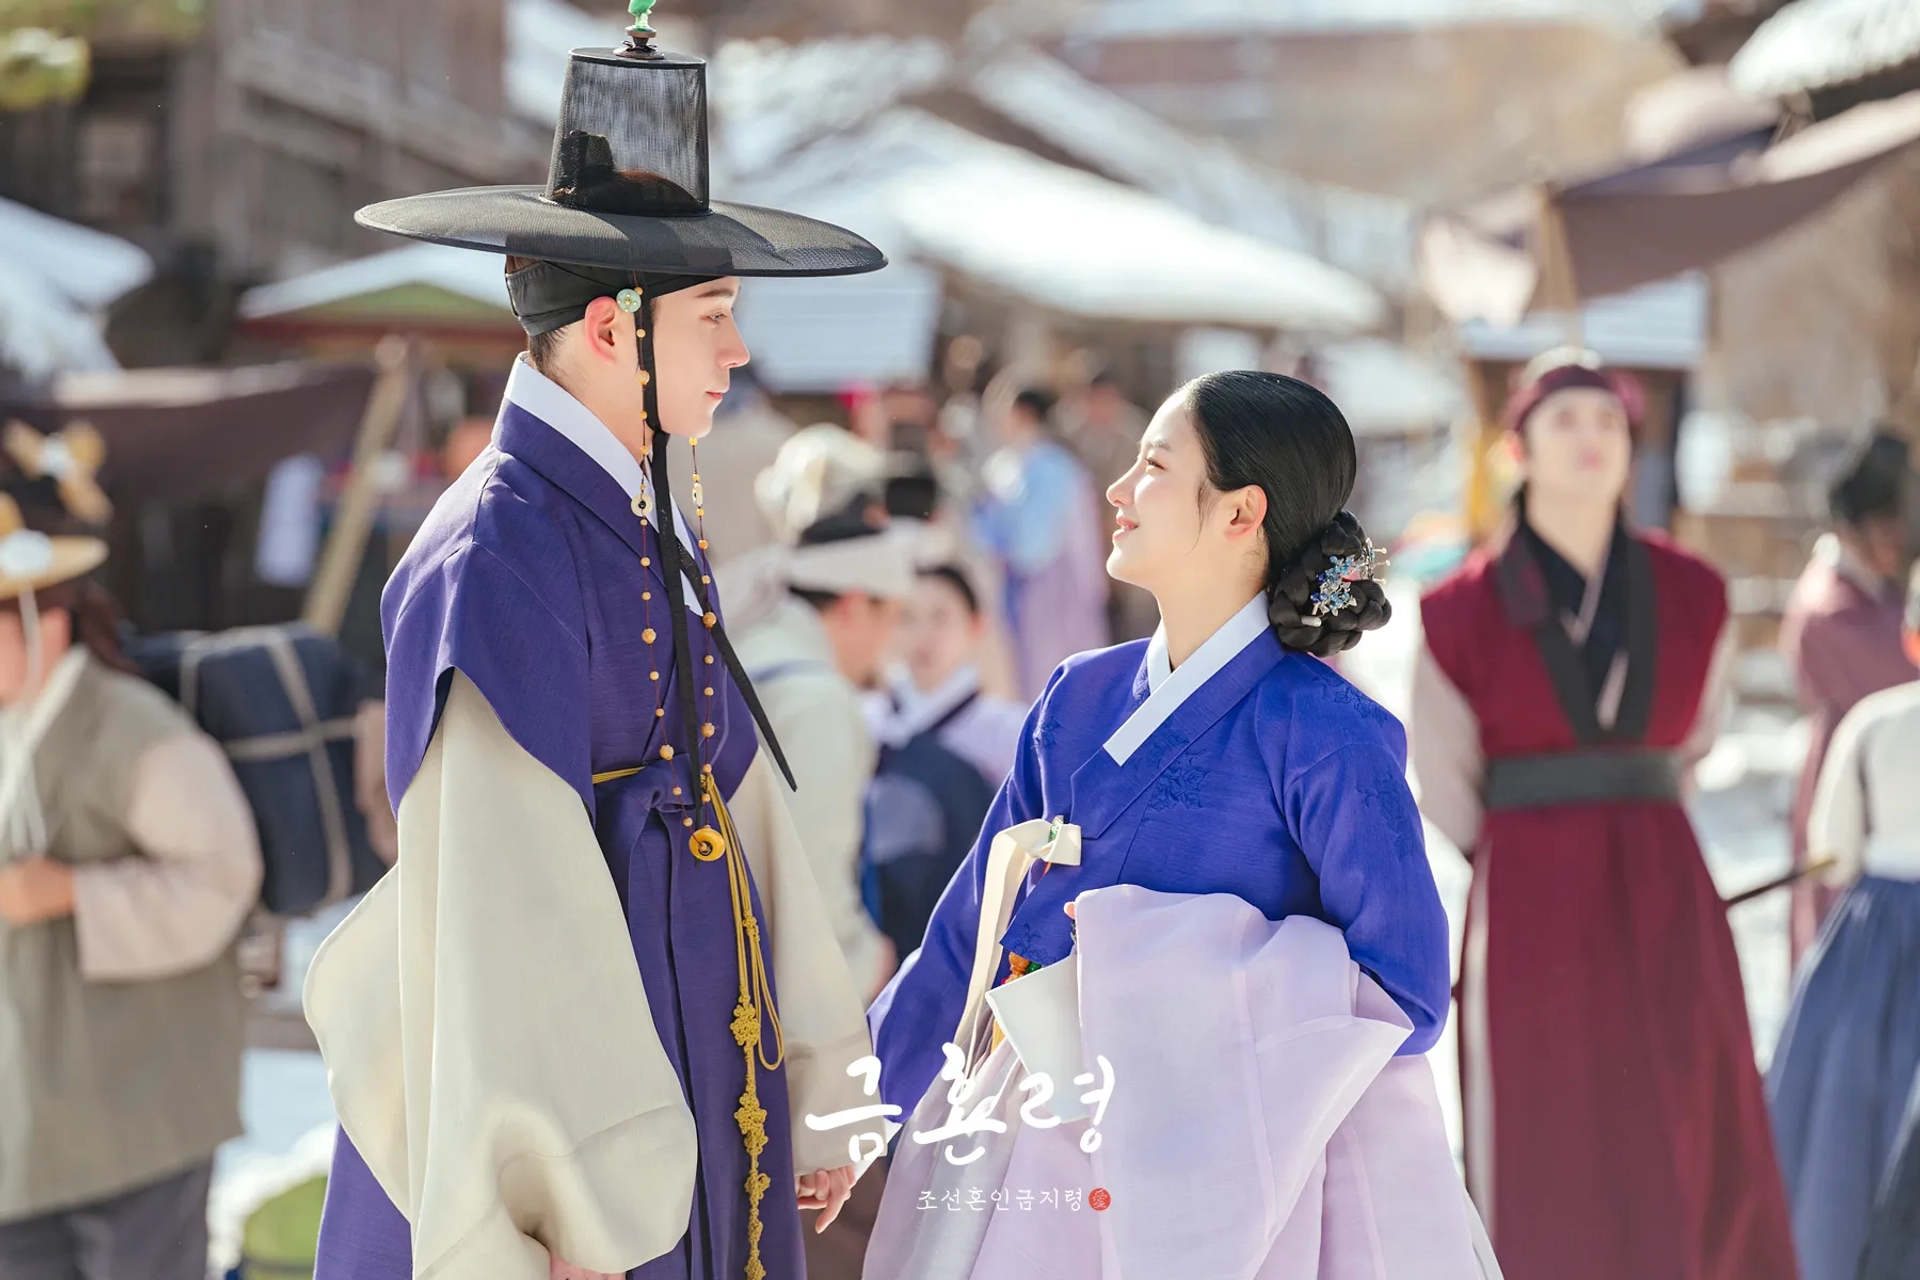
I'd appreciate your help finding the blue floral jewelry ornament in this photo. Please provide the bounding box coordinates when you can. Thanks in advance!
[616,287,644,313]
[1310,538,1391,617]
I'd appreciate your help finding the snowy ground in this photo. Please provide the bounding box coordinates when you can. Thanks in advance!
[215,582,1807,1231]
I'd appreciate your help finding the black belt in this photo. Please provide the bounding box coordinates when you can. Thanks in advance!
[1483,748,1681,811]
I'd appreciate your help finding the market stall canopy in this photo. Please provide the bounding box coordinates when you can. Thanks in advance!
[1419,87,1920,327]
[738,108,1384,333]
[0,196,153,380]
[0,363,375,504]
[237,245,521,343]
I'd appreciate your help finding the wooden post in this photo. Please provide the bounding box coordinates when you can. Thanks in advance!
[302,336,413,636]
[1534,187,1585,348]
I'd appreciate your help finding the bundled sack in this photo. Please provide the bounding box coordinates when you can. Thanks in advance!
[125,623,385,917]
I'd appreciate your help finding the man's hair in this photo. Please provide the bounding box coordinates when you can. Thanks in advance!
[1829,428,1910,528]
[505,256,569,374]
[920,563,980,615]
[1012,388,1056,424]
[790,586,843,612]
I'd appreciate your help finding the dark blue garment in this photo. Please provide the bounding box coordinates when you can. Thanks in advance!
[867,633,1452,1118]
[313,398,803,1280]
[1766,875,1920,1280]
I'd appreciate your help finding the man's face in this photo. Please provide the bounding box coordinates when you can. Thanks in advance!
[1516,387,1632,507]
[823,592,902,688]
[651,278,750,439]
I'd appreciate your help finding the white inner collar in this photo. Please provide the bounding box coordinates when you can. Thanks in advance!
[882,665,982,745]
[1106,593,1268,764]
[504,356,704,610]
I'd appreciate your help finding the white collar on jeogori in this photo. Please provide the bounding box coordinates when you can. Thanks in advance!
[1106,593,1268,765]
[504,355,703,608]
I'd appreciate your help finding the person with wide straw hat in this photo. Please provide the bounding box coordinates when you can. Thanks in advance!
[302,6,889,1279]
[0,434,263,1280]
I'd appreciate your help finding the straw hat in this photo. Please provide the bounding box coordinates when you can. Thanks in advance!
[0,493,105,605]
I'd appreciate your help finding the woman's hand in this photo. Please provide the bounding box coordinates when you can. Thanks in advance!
[796,1164,858,1233]
[548,1256,621,1280]
[0,857,75,927]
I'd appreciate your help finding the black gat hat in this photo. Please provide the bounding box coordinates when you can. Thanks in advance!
[352,0,886,280]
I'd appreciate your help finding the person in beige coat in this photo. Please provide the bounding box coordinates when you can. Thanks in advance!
[0,477,262,1280]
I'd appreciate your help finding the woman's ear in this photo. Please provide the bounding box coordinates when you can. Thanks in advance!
[1223,484,1266,543]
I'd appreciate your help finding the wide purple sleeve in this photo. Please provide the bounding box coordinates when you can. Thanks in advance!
[382,540,593,813]
[1282,726,1452,1056]
[867,686,1051,1114]
[314,1130,412,1280]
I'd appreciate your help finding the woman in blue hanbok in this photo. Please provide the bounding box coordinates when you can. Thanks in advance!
[865,372,1487,1279]
[1768,563,1920,1280]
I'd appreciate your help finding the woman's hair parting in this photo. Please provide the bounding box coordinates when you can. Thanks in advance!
[920,563,981,616]
[1183,370,1390,658]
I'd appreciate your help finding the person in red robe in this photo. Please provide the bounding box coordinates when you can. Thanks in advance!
[1779,430,1916,962]
[1411,349,1796,1280]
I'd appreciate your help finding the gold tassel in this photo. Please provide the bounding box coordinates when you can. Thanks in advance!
[702,772,785,1280]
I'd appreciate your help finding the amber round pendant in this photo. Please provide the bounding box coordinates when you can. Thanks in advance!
[690,826,728,862]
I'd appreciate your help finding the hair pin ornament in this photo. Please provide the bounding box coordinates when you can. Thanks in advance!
[1310,539,1390,617]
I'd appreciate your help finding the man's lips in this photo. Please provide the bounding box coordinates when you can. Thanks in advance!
[1113,515,1138,540]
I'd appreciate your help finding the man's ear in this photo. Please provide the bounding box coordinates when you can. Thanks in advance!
[580,295,625,367]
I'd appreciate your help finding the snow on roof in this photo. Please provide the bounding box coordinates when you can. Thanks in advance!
[964,45,1414,287]
[1459,272,1708,369]
[238,243,510,318]
[733,108,1384,332]
[506,0,626,122]
[1316,339,1468,433]
[712,37,953,180]
[0,256,122,381]
[1729,0,1920,99]
[0,196,152,310]
[0,198,151,379]
[1056,0,1652,39]
[711,36,1412,289]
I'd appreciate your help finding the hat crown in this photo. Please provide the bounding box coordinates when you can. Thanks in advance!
[545,46,710,217]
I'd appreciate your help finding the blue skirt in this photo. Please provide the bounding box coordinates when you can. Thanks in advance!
[1767,875,1920,1280]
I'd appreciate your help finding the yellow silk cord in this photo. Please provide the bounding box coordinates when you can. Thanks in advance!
[699,771,785,1280]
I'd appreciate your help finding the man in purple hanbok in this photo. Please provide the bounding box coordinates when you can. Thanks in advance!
[299,8,891,1279]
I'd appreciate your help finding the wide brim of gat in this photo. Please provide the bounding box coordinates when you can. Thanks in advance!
[0,537,107,604]
[355,186,888,277]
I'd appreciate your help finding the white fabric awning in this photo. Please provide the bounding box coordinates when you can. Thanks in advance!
[738,110,1384,334]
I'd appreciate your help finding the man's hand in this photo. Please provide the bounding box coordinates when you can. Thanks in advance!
[796,1164,858,1234]
[548,1256,621,1280]
[0,857,75,928]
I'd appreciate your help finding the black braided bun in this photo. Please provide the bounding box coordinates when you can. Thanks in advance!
[1183,370,1389,658]
[1266,510,1391,657]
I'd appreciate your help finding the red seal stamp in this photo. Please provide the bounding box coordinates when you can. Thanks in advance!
[1088,1187,1112,1211]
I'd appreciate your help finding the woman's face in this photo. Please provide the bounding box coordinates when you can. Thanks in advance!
[898,575,981,692]
[1517,387,1632,506]
[1107,397,1256,595]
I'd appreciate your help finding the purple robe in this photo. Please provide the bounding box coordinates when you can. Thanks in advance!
[313,397,806,1280]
